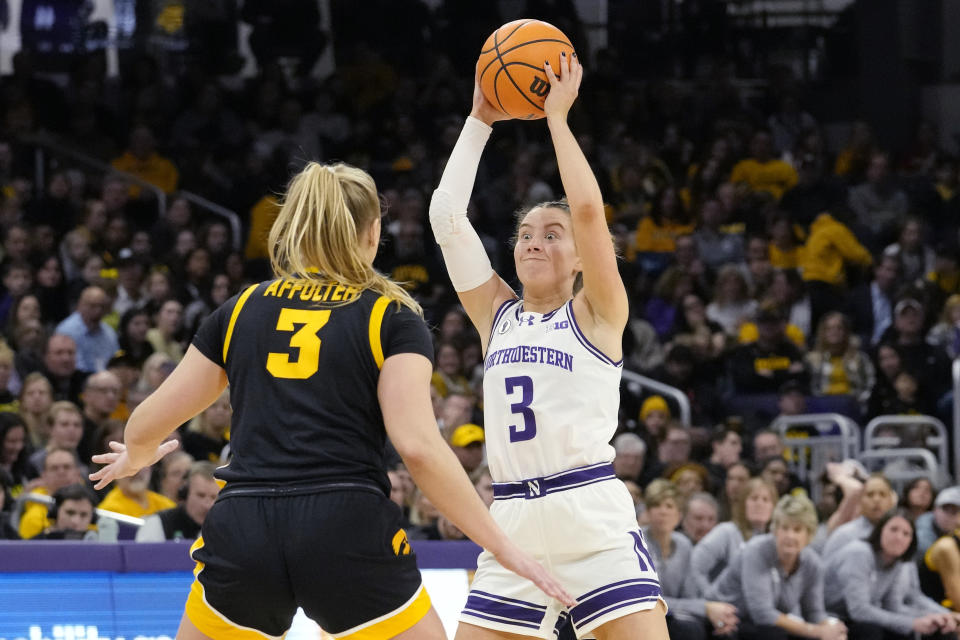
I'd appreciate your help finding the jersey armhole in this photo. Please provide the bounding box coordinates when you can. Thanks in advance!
[486,298,518,348]
[368,295,391,369]
[222,283,260,364]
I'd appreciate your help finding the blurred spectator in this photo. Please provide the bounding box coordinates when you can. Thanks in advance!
[27,400,85,478]
[110,125,180,197]
[847,152,909,248]
[637,394,671,450]
[78,371,122,462]
[431,340,471,399]
[667,293,727,367]
[18,373,52,447]
[728,304,808,395]
[780,153,845,229]
[0,341,16,407]
[805,312,875,403]
[407,487,440,540]
[884,218,934,285]
[154,451,195,504]
[0,470,20,539]
[800,210,873,329]
[834,122,876,182]
[612,432,646,484]
[0,261,33,327]
[113,250,147,316]
[449,423,484,474]
[645,267,697,339]
[668,462,712,504]
[0,412,30,494]
[867,342,908,419]
[146,299,185,362]
[926,294,960,359]
[767,97,817,157]
[98,466,176,518]
[642,423,692,485]
[767,214,803,271]
[884,297,951,403]
[643,479,737,639]
[633,187,695,279]
[822,474,897,561]
[681,491,719,544]
[690,477,778,596]
[707,265,756,336]
[759,457,792,496]
[117,307,155,367]
[33,255,68,323]
[241,0,327,76]
[900,477,935,521]
[135,352,175,397]
[54,286,119,373]
[18,447,82,538]
[719,461,753,520]
[693,198,744,271]
[33,483,98,541]
[916,486,960,562]
[183,389,231,463]
[846,254,901,348]
[437,391,475,439]
[730,130,798,201]
[136,462,220,541]
[706,427,743,488]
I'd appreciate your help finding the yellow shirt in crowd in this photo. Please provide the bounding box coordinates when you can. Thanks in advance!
[111,152,180,196]
[98,487,176,519]
[730,158,798,201]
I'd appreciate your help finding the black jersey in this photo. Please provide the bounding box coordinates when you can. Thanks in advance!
[192,278,433,495]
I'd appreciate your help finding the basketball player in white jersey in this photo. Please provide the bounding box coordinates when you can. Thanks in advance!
[429,53,669,640]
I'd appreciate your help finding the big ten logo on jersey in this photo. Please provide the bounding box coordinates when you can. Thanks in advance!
[546,320,569,332]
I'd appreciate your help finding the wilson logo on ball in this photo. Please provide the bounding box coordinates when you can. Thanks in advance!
[529,77,550,97]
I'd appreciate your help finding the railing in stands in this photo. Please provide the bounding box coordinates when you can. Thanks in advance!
[21,134,243,251]
[621,370,691,427]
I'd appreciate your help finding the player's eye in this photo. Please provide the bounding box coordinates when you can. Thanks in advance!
[520,233,532,240]
[545,233,557,240]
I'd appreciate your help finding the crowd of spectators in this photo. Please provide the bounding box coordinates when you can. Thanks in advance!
[1,2,960,638]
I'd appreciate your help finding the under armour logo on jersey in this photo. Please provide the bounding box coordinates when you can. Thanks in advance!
[519,315,535,327]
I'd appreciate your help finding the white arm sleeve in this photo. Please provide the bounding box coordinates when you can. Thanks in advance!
[429,116,495,292]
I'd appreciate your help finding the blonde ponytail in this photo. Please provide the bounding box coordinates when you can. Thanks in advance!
[268,162,422,315]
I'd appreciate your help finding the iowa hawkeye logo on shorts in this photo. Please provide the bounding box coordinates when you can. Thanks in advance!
[392,529,411,556]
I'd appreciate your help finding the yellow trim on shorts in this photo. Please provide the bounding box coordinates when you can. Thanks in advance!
[368,296,390,369]
[222,284,260,363]
[333,583,431,640]
[185,536,285,640]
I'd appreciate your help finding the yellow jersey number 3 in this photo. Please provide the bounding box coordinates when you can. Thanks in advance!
[266,308,331,379]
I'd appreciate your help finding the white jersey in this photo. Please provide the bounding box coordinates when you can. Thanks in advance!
[482,298,621,482]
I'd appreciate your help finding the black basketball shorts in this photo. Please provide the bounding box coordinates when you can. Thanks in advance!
[185,487,430,639]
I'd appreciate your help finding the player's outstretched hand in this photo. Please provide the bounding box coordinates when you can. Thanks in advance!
[471,76,513,126]
[493,541,576,607]
[88,439,180,490]
[543,52,582,122]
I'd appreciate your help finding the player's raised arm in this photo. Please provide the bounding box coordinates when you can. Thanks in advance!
[543,54,629,329]
[429,81,517,344]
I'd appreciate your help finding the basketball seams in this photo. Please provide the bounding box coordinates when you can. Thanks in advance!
[478,37,574,85]
[479,19,532,54]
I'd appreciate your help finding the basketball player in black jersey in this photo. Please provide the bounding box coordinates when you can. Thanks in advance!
[90,162,572,639]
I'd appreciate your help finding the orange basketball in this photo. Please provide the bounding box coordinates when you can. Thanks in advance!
[476,19,576,120]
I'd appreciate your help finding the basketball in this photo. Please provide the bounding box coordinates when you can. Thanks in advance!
[476,19,576,120]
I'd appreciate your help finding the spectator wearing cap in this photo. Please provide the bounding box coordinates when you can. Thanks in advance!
[917,487,960,561]
[638,394,670,450]
[449,423,484,473]
[728,303,809,395]
[800,208,873,331]
[113,249,147,317]
[846,254,901,347]
[883,297,951,402]
[54,286,119,373]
